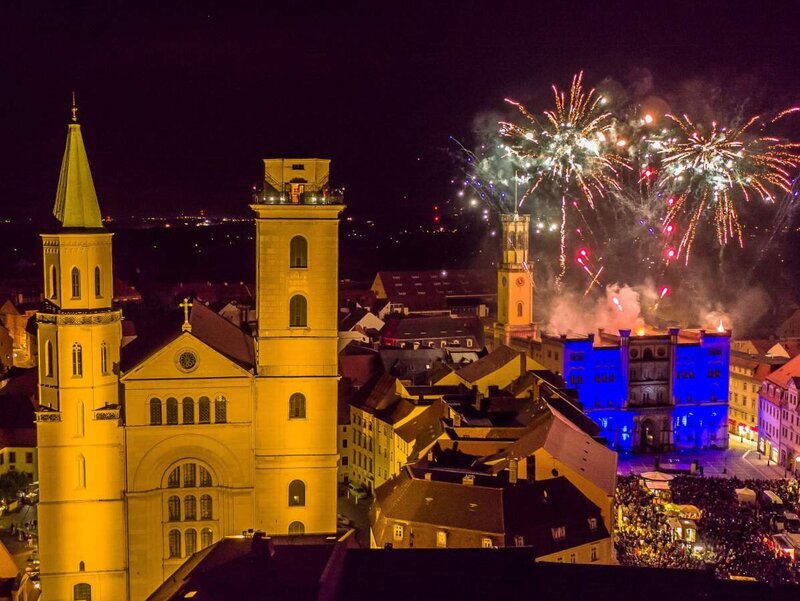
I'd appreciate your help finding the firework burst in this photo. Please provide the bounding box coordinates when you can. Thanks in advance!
[652,110,800,261]
[499,71,629,209]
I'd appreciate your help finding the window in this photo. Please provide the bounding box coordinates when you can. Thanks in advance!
[516,302,523,318]
[482,537,493,548]
[199,466,212,487]
[184,463,197,487]
[94,266,102,297]
[25,452,32,464]
[168,529,181,558]
[72,343,83,377]
[45,341,54,378]
[49,265,58,300]
[166,398,178,425]
[393,525,404,541]
[185,529,197,556]
[199,396,211,424]
[182,397,195,424]
[201,528,213,549]
[289,295,308,327]
[587,517,597,532]
[184,495,197,520]
[79,561,85,572]
[341,457,349,466]
[570,553,576,564]
[591,546,598,562]
[290,236,308,268]
[71,267,81,298]
[514,535,525,547]
[288,521,305,534]
[77,454,86,489]
[436,530,447,548]
[214,396,227,423]
[168,467,180,488]
[168,496,180,521]
[73,583,92,601]
[551,526,566,540]
[100,342,108,374]
[289,393,306,419]
[200,494,213,519]
[289,480,305,506]
[150,398,162,425]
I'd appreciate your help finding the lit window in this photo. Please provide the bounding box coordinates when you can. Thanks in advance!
[481,537,493,548]
[289,480,305,506]
[393,524,404,541]
[436,530,447,548]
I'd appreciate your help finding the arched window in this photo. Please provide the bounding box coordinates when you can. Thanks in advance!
[167,467,180,488]
[79,561,85,572]
[201,528,214,549]
[199,466,212,487]
[200,494,213,519]
[71,267,81,299]
[49,265,58,300]
[288,521,305,534]
[289,393,306,419]
[72,343,83,377]
[168,496,181,521]
[150,398,162,425]
[516,302,524,318]
[184,495,197,520]
[168,529,181,558]
[45,340,54,378]
[94,266,102,298]
[288,480,305,506]
[184,463,197,487]
[73,583,92,601]
[185,528,197,556]
[77,454,86,489]
[289,294,307,327]
[182,397,195,424]
[198,397,211,424]
[214,396,227,423]
[76,401,84,437]
[166,398,178,425]
[290,236,308,268]
[100,342,108,374]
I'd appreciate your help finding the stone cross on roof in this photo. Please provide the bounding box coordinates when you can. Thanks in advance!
[180,297,193,332]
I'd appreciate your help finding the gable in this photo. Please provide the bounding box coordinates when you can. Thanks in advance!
[121,332,253,382]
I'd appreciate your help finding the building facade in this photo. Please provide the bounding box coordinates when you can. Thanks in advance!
[758,354,800,473]
[728,350,786,442]
[35,117,342,600]
[541,327,730,453]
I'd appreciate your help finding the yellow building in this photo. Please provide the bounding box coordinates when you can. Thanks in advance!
[495,214,535,343]
[36,112,343,600]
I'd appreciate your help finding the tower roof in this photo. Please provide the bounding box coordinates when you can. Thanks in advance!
[52,123,104,229]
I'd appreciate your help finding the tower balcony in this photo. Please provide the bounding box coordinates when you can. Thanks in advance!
[251,185,344,206]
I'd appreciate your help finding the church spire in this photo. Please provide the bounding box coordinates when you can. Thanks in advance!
[52,97,104,229]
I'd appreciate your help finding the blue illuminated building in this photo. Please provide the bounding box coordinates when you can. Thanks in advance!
[540,327,730,453]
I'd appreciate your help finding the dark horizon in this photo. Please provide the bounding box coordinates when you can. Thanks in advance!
[2,1,800,224]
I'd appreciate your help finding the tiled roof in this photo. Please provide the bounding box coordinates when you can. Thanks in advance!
[382,315,479,342]
[455,345,521,383]
[189,301,255,368]
[374,269,495,311]
[765,352,800,389]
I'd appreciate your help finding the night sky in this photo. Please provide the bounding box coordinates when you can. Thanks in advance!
[2,1,800,224]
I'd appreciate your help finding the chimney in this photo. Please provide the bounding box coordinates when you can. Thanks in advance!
[509,458,518,484]
[424,472,432,481]
[462,474,475,486]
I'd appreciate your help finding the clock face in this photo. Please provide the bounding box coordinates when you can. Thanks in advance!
[515,276,526,287]
[178,350,198,372]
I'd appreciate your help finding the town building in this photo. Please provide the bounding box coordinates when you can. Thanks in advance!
[338,308,384,352]
[538,327,731,453]
[728,350,786,442]
[35,114,343,600]
[380,314,481,350]
[0,300,37,368]
[0,368,38,482]
[758,353,800,473]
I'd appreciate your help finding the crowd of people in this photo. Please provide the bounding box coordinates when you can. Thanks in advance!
[614,475,800,585]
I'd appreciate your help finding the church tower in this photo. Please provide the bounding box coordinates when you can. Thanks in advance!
[496,213,533,331]
[251,159,343,535]
[36,107,127,600]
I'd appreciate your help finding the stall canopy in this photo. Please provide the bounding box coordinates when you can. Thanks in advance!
[735,487,757,506]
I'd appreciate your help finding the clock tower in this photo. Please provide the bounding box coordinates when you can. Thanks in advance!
[496,213,534,336]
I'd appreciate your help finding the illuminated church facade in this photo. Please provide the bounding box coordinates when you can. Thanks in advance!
[35,115,342,600]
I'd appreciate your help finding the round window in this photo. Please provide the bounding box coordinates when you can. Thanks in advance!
[178,350,198,372]
[629,348,639,359]
[656,347,666,357]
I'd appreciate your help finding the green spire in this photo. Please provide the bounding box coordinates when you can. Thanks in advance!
[52,105,104,229]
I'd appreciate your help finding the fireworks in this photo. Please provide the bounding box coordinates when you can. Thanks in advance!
[652,110,800,261]
[499,71,628,208]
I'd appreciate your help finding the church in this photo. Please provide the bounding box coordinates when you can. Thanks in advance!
[35,111,343,600]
